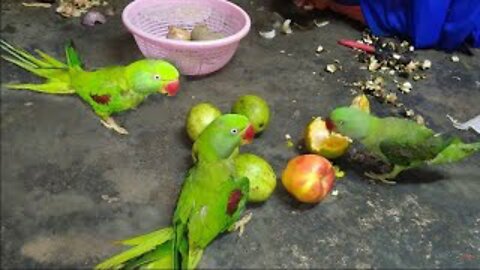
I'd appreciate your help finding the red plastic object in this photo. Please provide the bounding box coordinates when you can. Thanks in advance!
[338,39,375,54]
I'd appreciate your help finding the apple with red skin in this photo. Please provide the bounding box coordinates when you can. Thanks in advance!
[281,154,336,203]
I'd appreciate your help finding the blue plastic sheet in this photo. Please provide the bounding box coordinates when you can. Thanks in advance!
[359,0,480,50]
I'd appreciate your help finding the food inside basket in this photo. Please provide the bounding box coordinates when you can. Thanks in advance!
[166,24,225,41]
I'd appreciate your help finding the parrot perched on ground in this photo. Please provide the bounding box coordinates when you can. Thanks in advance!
[96,114,256,269]
[327,107,480,183]
[0,40,180,134]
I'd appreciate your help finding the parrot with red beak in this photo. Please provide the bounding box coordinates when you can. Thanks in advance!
[96,114,255,269]
[1,39,180,134]
[327,107,480,183]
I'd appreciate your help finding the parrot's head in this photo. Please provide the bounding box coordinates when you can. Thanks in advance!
[196,114,254,161]
[126,59,180,96]
[327,106,371,140]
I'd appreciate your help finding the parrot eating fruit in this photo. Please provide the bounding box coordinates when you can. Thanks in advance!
[96,114,255,269]
[0,40,180,135]
[327,107,480,183]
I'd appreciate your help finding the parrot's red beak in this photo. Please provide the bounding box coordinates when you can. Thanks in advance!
[325,117,336,132]
[163,80,180,96]
[241,124,255,145]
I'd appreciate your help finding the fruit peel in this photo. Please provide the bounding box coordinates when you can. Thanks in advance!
[304,117,350,159]
[350,94,370,113]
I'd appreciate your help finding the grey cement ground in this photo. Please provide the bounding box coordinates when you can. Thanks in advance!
[1,0,480,268]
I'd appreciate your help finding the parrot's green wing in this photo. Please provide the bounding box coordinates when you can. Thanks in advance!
[379,134,452,166]
[72,67,145,118]
[172,161,249,269]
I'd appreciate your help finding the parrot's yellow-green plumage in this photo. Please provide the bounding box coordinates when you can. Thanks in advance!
[96,114,255,269]
[328,106,480,183]
[1,39,180,134]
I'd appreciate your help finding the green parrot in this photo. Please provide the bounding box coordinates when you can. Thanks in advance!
[327,107,480,183]
[0,40,180,134]
[96,114,256,269]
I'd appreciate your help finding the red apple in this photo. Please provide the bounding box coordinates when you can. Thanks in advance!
[281,154,335,203]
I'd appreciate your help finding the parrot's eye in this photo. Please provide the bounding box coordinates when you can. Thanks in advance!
[230,128,238,134]
[153,74,161,80]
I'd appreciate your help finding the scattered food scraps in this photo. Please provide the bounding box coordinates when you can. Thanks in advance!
[333,166,345,178]
[313,20,329,28]
[285,134,294,148]
[56,0,108,18]
[350,94,370,113]
[398,81,412,93]
[259,29,276,39]
[325,64,338,73]
[415,115,425,125]
[22,2,52,8]
[315,45,324,54]
[101,194,119,203]
[281,19,293,34]
[421,59,432,70]
[347,30,431,122]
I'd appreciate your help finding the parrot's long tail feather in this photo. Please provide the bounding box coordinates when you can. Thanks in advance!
[5,82,74,94]
[429,140,480,165]
[0,39,66,69]
[95,227,174,270]
[1,39,75,94]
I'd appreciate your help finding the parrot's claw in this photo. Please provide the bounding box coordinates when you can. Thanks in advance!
[364,171,397,185]
[100,117,129,135]
[230,212,252,237]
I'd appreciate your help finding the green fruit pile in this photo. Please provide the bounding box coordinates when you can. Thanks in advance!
[185,95,276,202]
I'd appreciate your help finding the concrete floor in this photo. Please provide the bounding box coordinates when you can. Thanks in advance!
[1,0,480,268]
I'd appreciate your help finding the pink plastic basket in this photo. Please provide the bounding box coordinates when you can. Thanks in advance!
[122,0,251,76]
